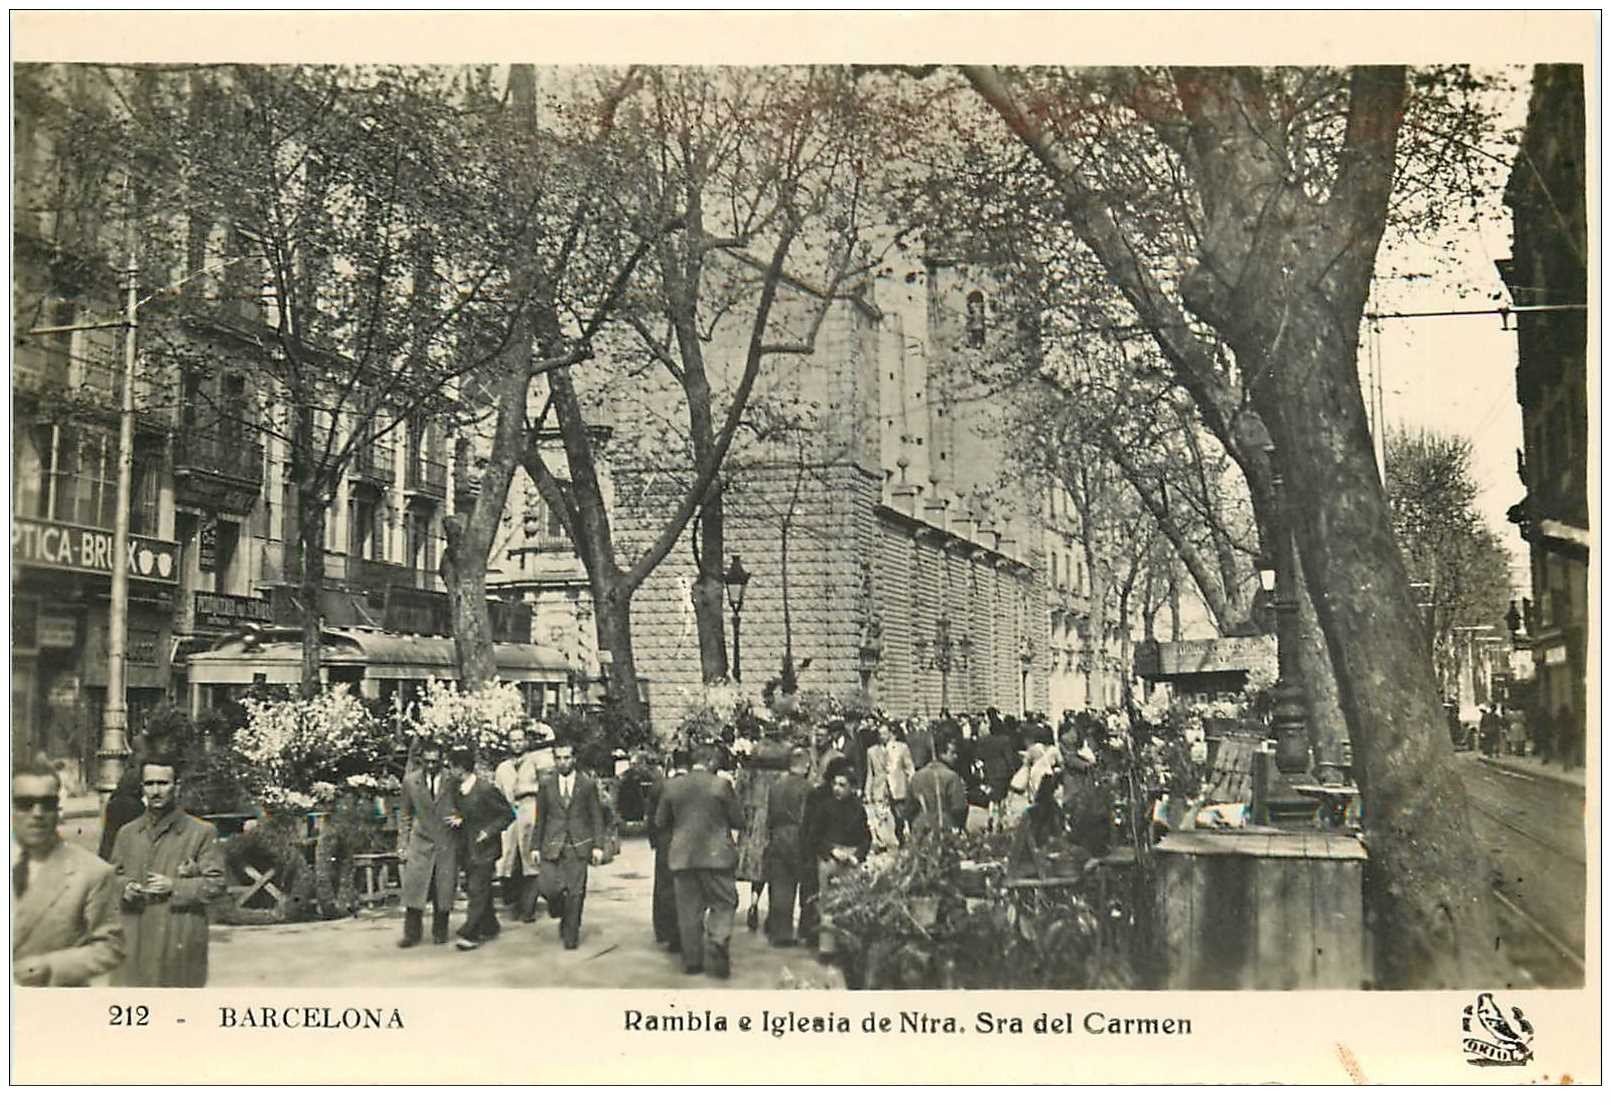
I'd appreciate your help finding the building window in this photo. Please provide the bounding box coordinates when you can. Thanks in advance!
[407,503,439,576]
[350,494,382,561]
[965,290,986,349]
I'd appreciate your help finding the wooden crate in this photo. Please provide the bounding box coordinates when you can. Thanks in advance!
[1154,829,1369,989]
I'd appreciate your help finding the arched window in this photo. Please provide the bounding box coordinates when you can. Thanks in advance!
[965,290,986,349]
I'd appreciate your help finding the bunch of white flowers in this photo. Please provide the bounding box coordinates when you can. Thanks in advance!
[404,679,528,762]
[233,687,388,813]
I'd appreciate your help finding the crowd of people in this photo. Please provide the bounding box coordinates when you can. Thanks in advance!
[10,703,1138,988]
[614,705,1130,977]
[1457,699,1586,769]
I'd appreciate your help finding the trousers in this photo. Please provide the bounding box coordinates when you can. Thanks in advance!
[672,868,738,971]
[459,860,499,942]
[537,856,589,946]
[652,844,679,946]
[764,851,805,943]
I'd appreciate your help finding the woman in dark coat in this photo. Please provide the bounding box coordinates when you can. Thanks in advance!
[98,757,146,861]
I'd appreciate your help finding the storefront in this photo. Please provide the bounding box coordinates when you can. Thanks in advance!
[185,625,575,720]
[11,516,178,777]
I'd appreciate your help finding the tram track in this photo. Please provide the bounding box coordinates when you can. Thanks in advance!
[1493,885,1585,980]
[1460,757,1586,986]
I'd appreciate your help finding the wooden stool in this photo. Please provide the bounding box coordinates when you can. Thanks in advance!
[353,852,402,908]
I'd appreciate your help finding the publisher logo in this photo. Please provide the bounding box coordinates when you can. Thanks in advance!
[1461,993,1533,1066]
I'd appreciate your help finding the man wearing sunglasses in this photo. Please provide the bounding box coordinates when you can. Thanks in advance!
[13,760,125,986]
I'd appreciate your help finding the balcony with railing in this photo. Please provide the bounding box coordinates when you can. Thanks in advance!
[404,452,448,499]
[352,440,396,486]
[174,432,266,488]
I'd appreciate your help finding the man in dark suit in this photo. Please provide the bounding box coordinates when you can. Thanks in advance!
[906,717,936,772]
[654,743,744,978]
[534,742,605,950]
[397,743,462,948]
[450,747,515,951]
[13,760,124,986]
[762,747,814,947]
[909,737,968,836]
[643,749,686,954]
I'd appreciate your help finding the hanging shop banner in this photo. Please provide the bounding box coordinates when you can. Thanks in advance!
[12,517,179,585]
[199,515,219,574]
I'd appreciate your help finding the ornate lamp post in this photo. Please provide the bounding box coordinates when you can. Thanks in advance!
[723,555,752,683]
[1265,448,1310,777]
[1246,415,1319,821]
[926,614,971,711]
[1019,637,1035,715]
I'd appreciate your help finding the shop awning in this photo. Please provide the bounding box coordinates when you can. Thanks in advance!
[186,625,572,685]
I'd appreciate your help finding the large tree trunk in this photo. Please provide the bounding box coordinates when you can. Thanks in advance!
[1178,65,1500,987]
[691,496,729,683]
[440,64,541,691]
[592,571,644,720]
[525,365,649,725]
[442,364,527,691]
[296,483,326,700]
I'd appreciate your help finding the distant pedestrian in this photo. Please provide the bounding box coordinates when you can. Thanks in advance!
[906,717,936,773]
[735,730,791,934]
[1532,705,1555,764]
[654,744,744,978]
[451,748,514,951]
[1505,709,1530,757]
[493,727,543,922]
[763,748,814,947]
[534,742,607,950]
[110,756,226,987]
[805,761,871,962]
[98,756,146,862]
[644,750,684,954]
[1555,703,1582,769]
[909,738,968,836]
[13,759,124,987]
[1479,705,1503,757]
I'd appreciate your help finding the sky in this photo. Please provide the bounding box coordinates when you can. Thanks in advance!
[1363,76,1538,598]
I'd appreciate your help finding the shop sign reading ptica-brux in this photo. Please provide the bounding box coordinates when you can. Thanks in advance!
[12,517,179,585]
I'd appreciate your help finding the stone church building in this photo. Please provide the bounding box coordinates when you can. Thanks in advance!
[489,249,1124,733]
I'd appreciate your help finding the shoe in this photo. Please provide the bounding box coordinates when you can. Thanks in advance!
[770,936,797,948]
[563,938,579,951]
[709,942,731,980]
[683,963,704,975]
[746,904,760,932]
[397,935,420,949]
[455,938,482,951]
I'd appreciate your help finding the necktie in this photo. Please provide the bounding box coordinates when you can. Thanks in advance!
[14,858,28,899]
[428,774,438,799]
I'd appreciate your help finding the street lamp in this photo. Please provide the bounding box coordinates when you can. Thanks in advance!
[723,555,752,682]
[929,613,966,710]
[1019,637,1035,715]
[1249,416,1313,793]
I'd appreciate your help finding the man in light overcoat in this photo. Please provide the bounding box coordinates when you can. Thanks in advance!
[397,744,462,947]
[110,756,226,987]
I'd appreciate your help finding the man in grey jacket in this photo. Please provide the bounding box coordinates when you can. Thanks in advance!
[653,744,745,978]
[13,760,124,986]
